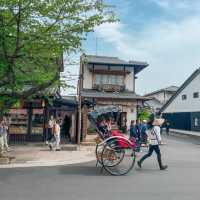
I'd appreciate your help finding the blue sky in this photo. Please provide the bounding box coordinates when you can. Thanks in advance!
[62,0,200,95]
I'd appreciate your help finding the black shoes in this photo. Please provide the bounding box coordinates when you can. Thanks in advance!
[160,165,168,170]
[137,161,142,168]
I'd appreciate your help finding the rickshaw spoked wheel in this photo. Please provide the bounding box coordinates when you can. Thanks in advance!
[101,138,136,176]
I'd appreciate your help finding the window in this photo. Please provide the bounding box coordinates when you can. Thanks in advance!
[95,74,102,85]
[182,94,187,100]
[193,92,199,98]
[95,74,124,86]
[194,118,199,127]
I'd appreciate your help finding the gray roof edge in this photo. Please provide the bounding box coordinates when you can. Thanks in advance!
[144,85,178,97]
[83,54,148,67]
[160,68,200,113]
[81,89,149,100]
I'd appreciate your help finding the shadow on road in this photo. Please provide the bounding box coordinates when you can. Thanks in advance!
[59,161,111,176]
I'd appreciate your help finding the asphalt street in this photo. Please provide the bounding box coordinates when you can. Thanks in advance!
[0,135,200,200]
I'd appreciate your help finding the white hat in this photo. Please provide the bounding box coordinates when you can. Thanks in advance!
[152,118,165,126]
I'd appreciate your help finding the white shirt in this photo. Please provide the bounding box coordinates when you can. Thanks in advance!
[148,126,162,145]
[48,119,54,128]
[54,124,60,136]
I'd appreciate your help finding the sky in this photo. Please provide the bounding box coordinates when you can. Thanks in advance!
[61,0,200,96]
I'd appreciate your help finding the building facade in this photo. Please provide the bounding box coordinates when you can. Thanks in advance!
[8,97,78,143]
[79,54,149,141]
[144,86,178,112]
[161,68,200,131]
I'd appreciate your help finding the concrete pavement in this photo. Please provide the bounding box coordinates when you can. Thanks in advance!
[0,144,95,168]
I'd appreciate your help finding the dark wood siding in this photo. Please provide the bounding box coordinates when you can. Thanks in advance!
[163,112,191,131]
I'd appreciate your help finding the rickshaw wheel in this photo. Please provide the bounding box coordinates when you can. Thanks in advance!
[101,138,136,176]
[95,143,104,165]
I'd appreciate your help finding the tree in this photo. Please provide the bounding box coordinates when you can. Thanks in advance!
[137,107,151,121]
[0,0,116,111]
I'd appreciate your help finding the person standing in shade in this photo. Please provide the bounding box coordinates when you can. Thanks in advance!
[0,118,4,156]
[46,115,54,144]
[2,116,10,152]
[137,118,168,170]
[62,115,72,143]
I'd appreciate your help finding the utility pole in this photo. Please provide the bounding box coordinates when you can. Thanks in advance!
[77,56,83,147]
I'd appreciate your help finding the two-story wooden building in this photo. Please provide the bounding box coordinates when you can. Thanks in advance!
[79,54,149,140]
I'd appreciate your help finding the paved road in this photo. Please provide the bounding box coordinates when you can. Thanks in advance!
[0,135,200,200]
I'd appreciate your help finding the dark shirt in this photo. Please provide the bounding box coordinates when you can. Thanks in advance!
[130,125,137,138]
[140,124,147,136]
[135,124,141,140]
[97,124,110,139]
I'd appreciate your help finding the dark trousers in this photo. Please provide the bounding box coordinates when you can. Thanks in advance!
[46,128,53,141]
[140,145,161,163]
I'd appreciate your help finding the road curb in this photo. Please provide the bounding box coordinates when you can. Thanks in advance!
[0,154,95,169]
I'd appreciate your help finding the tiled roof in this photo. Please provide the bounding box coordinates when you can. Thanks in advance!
[82,54,149,74]
[81,89,149,100]
[145,85,179,96]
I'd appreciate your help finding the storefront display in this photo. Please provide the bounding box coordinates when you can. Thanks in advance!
[31,109,44,135]
[9,109,28,135]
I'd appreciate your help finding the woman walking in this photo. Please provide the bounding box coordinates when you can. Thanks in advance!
[137,118,168,170]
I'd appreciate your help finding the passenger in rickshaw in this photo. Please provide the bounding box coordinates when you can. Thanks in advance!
[105,117,112,131]
[97,117,111,139]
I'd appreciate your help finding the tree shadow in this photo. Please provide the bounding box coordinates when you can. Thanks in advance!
[59,162,114,177]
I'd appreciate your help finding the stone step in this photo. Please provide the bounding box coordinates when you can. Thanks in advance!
[0,156,16,165]
[61,145,78,151]
[81,142,96,146]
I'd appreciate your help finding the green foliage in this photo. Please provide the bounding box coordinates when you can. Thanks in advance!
[138,108,151,121]
[0,0,116,110]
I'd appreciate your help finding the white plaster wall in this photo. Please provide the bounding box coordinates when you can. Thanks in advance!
[83,64,93,89]
[125,71,134,92]
[145,99,163,112]
[164,73,200,113]
[124,107,137,129]
[153,92,165,103]
[165,92,173,101]
[148,92,173,104]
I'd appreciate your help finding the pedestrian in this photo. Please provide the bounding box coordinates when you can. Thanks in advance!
[2,116,10,152]
[129,120,137,138]
[140,120,148,145]
[46,115,54,144]
[0,118,5,156]
[137,118,168,170]
[49,119,61,151]
[166,121,170,135]
[62,115,72,143]
[135,119,142,152]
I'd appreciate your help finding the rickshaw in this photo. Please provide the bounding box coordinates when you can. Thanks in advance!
[88,106,137,176]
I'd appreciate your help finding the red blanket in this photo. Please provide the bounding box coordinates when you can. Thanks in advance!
[111,130,136,148]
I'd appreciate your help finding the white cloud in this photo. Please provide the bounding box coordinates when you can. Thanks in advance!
[95,16,200,94]
[150,0,200,12]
